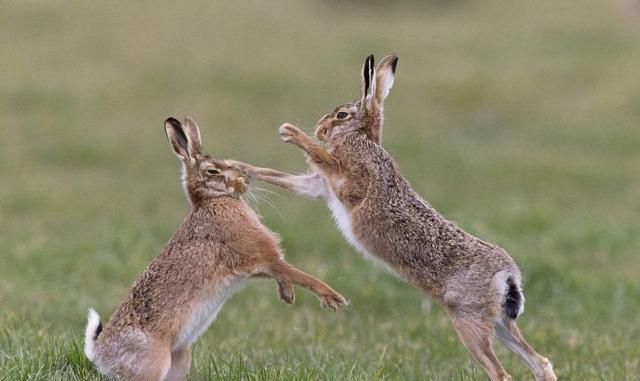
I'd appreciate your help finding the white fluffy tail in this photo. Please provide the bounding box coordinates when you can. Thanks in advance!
[84,308,102,362]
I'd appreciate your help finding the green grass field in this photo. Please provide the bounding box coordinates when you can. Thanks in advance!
[1,1,640,380]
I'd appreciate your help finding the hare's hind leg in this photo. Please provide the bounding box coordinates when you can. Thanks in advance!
[164,347,192,381]
[268,260,348,310]
[129,342,171,381]
[98,332,170,381]
[495,318,556,381]
[448,312,512,381]
[116,346,170,381]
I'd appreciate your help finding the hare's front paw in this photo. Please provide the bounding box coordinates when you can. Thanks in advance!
[278,281,296,305]
[320,291,349,311]
[279,123,304,144]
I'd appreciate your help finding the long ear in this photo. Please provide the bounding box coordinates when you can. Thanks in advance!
[373,53,398,108]
[164,117,190,161]
[182,116,202,158]
[360,54,376,110]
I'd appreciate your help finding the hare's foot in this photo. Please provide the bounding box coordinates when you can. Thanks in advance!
[279,123,339,173]
[538,358,557,381]
[279,123,306,144]
[277,280,296,304]
[319,290,349,311]
[268,260,348,311]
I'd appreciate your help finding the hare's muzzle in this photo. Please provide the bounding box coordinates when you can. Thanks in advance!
[233,176,248,194]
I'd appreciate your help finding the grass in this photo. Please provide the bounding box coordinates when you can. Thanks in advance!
[1,0,640,379]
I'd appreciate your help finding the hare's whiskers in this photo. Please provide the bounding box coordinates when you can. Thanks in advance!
[252,191,286,221]
[241,193,259,213]
[252,186,286,201]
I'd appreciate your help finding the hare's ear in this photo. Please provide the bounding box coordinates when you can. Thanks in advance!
[360,54,376,110]
[165,117,190,161]
[374,53,398,106]
[182,116,202,158]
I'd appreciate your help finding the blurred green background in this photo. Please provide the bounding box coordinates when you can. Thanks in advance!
[1,1,639,380]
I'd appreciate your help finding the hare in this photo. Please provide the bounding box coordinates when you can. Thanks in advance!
[83,117,348,381]
[229,54,557,381]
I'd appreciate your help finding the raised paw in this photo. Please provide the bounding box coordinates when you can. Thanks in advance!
[279,123,304,144]
[539,358,557,381]
[320,291,349,311]
[278,281,295,305]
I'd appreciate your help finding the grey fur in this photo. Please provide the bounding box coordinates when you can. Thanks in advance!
[231,54,557,381]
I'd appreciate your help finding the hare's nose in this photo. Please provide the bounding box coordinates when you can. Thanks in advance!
[234,177,248,193]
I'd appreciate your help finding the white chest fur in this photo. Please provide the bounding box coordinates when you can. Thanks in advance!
[310,174,393,272]
[325,190,391,270]
[326,192,364,253]
[173,275,248,350]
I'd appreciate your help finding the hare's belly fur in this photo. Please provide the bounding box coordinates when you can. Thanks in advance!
[327,192,391,271]
[173,275,248,350]
[327,193,364,252]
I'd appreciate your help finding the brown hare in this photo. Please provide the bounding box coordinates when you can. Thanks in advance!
[83,117,348,381]
[229,54,557,381]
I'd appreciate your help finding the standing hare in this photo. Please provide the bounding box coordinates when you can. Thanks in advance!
[84,117,347,381]
[230,54,557,381]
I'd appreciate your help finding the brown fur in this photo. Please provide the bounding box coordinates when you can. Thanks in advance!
[230,54,557,381]
[84,117,347,381]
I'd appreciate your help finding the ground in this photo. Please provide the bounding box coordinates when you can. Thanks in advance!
[1,1,639,380]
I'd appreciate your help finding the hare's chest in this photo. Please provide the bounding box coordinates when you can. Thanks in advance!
[326,188,395,273]
[173,275,248,350]
[326,191,371,258]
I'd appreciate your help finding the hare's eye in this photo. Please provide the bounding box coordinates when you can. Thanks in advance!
[206,168,221,175]
[336,111,349,119]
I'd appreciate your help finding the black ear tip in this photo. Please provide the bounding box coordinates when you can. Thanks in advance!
[367,54,375,64]
[391,56,399,73]
[165,117,181,129]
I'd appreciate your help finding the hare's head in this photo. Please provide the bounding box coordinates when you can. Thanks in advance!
[164,117,248,205]
[314,53,398,145]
